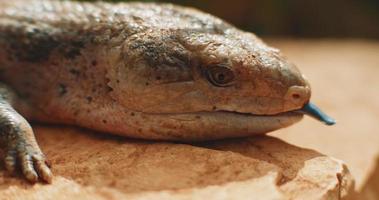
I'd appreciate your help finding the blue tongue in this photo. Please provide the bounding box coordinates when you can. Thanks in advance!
[298,103,336,125]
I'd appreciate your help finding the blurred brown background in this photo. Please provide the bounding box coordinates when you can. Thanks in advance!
[79,0,379,39]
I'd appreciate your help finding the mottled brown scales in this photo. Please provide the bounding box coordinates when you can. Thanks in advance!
[0,0,311,183]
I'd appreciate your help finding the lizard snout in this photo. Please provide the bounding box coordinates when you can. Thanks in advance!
[284,85,311,109]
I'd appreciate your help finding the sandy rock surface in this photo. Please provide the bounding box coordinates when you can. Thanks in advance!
[0,126,353,200]
[361,157,379,200]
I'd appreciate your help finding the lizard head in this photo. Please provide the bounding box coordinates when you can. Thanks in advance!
[110,29,309,114]
[107,23,334,140]
[181,30,312,116]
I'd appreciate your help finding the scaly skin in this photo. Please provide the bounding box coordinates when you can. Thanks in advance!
[0,0,310,182]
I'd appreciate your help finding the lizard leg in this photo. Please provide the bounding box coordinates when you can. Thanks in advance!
[0,83,52,183]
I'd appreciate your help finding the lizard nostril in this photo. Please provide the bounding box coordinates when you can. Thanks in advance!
[292,93,301,100]
[285,85,311,106]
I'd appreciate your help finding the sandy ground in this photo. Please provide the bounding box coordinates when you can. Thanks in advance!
[0,126,354,200]
[0,39,378,199]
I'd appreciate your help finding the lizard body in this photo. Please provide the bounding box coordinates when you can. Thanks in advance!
[0,0,333,183]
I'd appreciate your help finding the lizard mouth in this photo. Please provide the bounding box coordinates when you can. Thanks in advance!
[212,102,335,126]
[110,103,335,142]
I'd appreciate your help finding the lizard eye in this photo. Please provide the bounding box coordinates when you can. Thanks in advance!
[206,65,235,87]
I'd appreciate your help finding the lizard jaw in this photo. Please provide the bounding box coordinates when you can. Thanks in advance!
[219,102,336,126]
[74,107,304,142]
[78,103,333,142]
[137,110,305,141]
[74,103,333,142]
[137,102,334,141]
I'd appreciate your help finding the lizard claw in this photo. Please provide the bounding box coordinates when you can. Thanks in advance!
[4,145,52,183]
[0,83,52,183]
[32,154,53,183]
